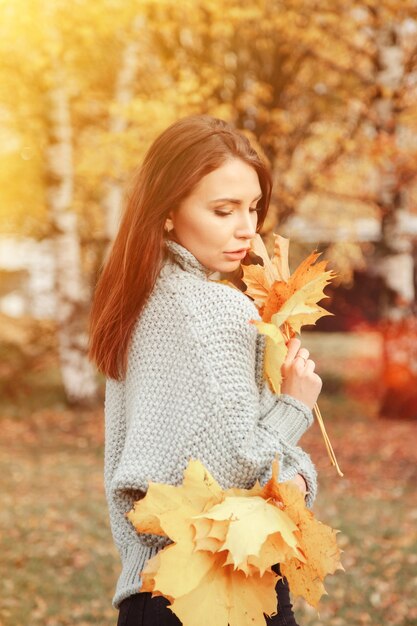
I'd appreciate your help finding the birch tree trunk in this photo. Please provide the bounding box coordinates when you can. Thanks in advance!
[47,73,99,405]
[371,18,417,419]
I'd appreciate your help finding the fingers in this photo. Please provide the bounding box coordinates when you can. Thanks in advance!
[288,474,308,496]
[284,338,301,363]
[281,338,322,408]
[293,357,314,378]
[304,358,315,373]
[301,362,323,394]
[313,372,323,393]
[283,338,311,375]
[295,348,310,366]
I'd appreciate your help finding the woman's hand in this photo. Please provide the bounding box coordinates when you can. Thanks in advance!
[288,473,308,497]
[280,337,322,410]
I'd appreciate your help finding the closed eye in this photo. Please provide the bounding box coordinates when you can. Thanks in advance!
[215,207,260,217]
[214,210,232,216]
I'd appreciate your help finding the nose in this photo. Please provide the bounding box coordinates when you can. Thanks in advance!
[235,212,257,241]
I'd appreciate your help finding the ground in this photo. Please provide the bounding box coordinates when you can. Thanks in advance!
[0,332,416,626]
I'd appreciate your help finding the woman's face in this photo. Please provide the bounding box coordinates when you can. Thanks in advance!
[165,158,263,274]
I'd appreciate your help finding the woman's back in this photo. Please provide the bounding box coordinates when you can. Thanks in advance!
[104,239,317,609]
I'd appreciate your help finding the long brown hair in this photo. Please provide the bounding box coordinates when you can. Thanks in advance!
[88,114,272,380]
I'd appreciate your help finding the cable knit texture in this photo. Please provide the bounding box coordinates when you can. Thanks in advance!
[104,239,318,609]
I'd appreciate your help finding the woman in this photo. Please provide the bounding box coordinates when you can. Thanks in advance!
[88,114,322,625]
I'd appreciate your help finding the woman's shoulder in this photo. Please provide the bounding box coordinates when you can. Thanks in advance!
[204,279,260,320]
[127,269,263,385]
[158,265,260,322]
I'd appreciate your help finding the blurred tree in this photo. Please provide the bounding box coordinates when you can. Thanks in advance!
[141,0,374,226]
[1,0,416,416]
[0,0,142,403]
[365,6,417,419]
[44,8,99,405]
[0,0,187,402]
[311,3,417,418]
[141,0,417,417]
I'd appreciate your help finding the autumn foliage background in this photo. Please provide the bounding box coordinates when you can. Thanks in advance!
[1,1,417,625]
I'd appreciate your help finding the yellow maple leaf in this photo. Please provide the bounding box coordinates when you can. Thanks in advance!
[241,234,336,394]
[249,319,287,392]
[272,235,291,282]
[127,457,343,625]
[242,233,335,341]
[278,482,344,607]
[169,564,279,626]
[193,495,300,572]
[241,234,344,477]
[261,460,344,608]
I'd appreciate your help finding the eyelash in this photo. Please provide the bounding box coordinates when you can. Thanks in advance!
[215,208,261,217]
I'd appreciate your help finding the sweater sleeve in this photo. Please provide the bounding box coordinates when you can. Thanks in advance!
[187,283,318,507]
[104,378,171,553]
[251,316,317,501]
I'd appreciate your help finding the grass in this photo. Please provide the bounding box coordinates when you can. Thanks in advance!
[0,412,119,626]
[0,331,416,625]
[293,381,417,626]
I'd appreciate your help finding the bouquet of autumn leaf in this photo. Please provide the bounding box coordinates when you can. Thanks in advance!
[127,458,343,626]
[241,233,343,476]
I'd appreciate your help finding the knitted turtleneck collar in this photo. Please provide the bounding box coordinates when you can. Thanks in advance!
[164,238,214,279]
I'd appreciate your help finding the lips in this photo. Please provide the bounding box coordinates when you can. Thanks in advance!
[225,248,250,253]
[223,248,250,260]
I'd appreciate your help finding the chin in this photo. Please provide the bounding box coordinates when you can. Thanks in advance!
[219,260,241,274]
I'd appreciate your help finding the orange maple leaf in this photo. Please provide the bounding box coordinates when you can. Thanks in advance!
[242,233,335,335]
[241,233,335,392]
[241,233,343,477]
[262,461,344,607]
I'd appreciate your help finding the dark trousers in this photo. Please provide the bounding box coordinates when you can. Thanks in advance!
[117,565,299,626]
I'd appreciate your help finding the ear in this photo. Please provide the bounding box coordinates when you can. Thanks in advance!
[164,213,174,232]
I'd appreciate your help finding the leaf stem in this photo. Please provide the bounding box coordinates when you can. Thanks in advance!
[281,322,343,476]
[313,403,344,477]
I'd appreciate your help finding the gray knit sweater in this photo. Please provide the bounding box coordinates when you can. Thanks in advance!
[104,239,317,609]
